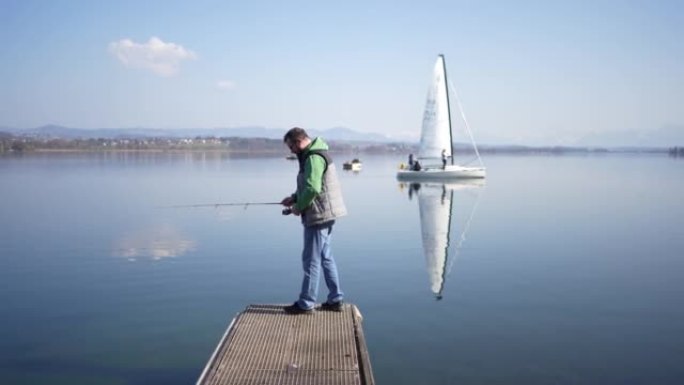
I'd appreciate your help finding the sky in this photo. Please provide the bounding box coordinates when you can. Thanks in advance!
[0,0,682,145]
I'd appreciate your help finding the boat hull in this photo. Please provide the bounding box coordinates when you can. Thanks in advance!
[397,166,486,181]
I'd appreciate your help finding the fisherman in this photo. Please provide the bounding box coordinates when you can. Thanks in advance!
[280,127,347,314]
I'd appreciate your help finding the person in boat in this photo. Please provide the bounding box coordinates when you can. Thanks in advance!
[280,127,347,315]
[413,159,422,171]
[441,149,447,170]
[408,153,414,169]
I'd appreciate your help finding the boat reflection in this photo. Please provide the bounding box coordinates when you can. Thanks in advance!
[400,179,484,299]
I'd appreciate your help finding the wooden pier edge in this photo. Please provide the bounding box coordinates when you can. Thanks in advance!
[195,314,239,385]
[351,305,376,385]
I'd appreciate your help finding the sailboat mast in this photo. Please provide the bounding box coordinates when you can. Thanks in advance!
[438,187,455,299]
[440,54,455,165]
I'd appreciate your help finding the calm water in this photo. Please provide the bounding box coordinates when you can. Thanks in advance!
[1,152,683,385]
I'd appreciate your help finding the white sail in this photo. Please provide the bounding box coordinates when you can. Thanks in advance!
[418,55,452,160]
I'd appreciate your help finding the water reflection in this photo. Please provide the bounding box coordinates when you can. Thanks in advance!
[400,179,484,299]
[113,224,196,261]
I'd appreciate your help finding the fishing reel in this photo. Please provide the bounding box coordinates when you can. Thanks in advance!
[282,208,292,215]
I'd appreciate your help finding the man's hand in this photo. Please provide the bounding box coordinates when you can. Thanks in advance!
[281,196,295,206]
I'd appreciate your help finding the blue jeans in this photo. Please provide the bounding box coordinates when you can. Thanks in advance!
[296,221,344,310]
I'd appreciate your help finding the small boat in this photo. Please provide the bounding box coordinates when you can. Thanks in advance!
[397,54,485,180]
[343,158,362,171]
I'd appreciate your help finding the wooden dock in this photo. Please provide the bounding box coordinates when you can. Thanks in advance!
[196,303,374,385]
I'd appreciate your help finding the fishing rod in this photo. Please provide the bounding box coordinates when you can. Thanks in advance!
[159,202,281,209]
[158,201,295,215]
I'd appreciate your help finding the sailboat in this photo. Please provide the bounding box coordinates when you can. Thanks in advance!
[397,54,486,180]
[403,179,483,299]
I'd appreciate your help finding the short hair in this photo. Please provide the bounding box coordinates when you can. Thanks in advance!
[283,127,309,143]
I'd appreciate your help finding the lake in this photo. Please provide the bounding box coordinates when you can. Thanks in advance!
[1,152,683,385]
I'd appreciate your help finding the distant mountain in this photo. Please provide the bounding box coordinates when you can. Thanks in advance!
[576,125,684,148]
[7,125,397,143]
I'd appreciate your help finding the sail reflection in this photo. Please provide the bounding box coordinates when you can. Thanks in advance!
[113,224,196,261]
[401,179,484,299]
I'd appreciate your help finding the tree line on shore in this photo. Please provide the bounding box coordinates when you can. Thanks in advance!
[1,131,679,155]
[670,147,684,157]
[0,133,411,155]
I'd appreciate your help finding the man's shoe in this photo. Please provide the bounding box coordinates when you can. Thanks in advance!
[284,302,314,315]
[319,301,343,312]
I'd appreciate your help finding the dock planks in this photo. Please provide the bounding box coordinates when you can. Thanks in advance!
[197,304,374,385]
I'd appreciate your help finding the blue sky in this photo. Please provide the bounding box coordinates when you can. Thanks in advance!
[1,0,682,145]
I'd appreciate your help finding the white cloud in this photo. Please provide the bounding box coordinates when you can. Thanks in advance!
[109,36,197,77]
[216,80,236,90]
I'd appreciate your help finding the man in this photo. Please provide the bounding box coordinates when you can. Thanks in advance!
[280,127,347,314]
[441,148,448,169]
